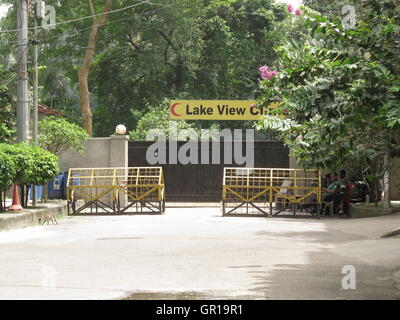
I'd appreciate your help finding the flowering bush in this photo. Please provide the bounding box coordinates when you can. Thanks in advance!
[258,65,278,81]
[257,65,281,106]
[287,3,301,16]
[256,1,400,206]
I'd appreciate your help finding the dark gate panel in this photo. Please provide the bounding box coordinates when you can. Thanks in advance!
[128,141,289,201]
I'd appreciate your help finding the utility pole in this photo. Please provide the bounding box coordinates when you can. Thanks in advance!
[31,0,45,207]
[32,3,38,207]
[33,19,39,146]
[16,0,29,143]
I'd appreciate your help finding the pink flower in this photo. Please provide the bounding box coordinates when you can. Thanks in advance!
[295,8,301,16]
[260,68,278,81]
[287,4,294,13]
[259,65,277,80]
[250,104,256,108]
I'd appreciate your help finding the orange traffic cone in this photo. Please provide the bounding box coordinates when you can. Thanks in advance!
[8,183,23,211]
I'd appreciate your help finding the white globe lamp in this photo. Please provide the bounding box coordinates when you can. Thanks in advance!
[115,124,127,135]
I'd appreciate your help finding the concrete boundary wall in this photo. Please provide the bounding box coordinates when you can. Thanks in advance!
[58,135,129,172]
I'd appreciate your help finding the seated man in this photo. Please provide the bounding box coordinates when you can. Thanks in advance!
[321,172,340,203]
[322,173,332,189]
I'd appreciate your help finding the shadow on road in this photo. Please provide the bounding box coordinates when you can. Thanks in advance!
[246,224,400,299]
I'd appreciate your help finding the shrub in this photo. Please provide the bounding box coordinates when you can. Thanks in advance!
[0,150,16,212]
[0,143,31,183]
[0,150,16,192]
[38,116,88,156]
[21,146,59,187]
[0,143,59,206]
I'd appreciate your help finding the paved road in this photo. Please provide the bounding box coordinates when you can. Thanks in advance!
[0,208,399,300]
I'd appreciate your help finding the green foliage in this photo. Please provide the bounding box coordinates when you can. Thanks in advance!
[38,117,89,156]
[39,64,82,124]
[3,0,286,136]
[0,5,18,133]
[0,143,33,182]
[102,0,286,135]
[0,0,287,136]
[0,150,16,192]
[303,0,360,18]
[0,143,59,186]
[129,100,195,141]
[0,71,15,143]
[21,146,59,187]
[257,1,400,182]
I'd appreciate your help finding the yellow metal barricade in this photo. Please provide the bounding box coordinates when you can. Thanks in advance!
[67,167,165,215]
[222,168,321,217]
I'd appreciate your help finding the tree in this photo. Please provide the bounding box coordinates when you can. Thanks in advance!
[0,143,59,206]
[38,116,89,156]
[0,150,16,211]
[91,0,287,135]
[256,2,400,207]
[129,100,195,141]
[0,52,15,143]
[303,0,361,18]
[37,116,88,202]
[0,143,33,184]
[39,63,81,124]
[77,0,111,135]
[20,145,59,189]
[0,0,287,136]
[21,145,59,205]
[0,84,15,143]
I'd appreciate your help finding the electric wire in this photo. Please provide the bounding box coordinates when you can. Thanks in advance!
[0,0,164,34]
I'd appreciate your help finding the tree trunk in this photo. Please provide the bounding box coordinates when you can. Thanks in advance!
[175,57,183,89]
[25,185,30,207]
[20,185,25,208]
[77,0,111,135]
[41,184,48,203]
[382,152,391,209]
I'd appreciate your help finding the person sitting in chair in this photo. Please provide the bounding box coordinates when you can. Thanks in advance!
[322,172,340,202]
[321,172,342,216]
[322,173,332,188]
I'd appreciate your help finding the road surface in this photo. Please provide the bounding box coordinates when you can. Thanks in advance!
[0,208,399,299]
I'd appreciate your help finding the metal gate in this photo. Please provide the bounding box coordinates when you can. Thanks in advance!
[222,168,321,217]
[128,141,289,202]
[67,167,165,215]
